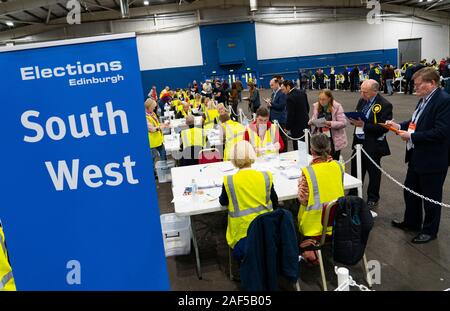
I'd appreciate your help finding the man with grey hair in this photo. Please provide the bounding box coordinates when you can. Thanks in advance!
[348,79,393,209]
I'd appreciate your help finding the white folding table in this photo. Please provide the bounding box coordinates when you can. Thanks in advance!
[171,151,362,279]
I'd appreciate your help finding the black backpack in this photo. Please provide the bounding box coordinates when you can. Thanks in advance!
[332,196,374,265]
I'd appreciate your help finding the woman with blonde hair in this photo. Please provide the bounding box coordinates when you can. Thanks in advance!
[219,140,278,259]
[145,98,168,161]
[308,89,347,160]
[203,99,219,130]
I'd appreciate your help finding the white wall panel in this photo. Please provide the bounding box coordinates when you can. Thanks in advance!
[136,27,203,71]
[256,19,449,62]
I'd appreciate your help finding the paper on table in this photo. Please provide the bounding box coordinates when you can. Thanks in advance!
[281,167,301,179]
[197,179,222,189]
[220,162,236,172]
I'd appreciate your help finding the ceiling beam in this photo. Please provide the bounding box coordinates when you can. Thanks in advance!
[1,0,449,41]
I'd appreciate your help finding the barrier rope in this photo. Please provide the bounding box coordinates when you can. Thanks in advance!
[229,105,239,117]
[343,152,358,165]
[274,122,307,141]
[334,275,373,291]
[239,110,254,123]
[361,147,450,208]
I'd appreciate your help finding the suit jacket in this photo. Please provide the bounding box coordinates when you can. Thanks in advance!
[351,93,393,157]
[269,89,287,124]
[400,88,450,173]
[286,88,309,133]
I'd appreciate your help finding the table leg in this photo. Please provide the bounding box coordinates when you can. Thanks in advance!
[190,216,202,280]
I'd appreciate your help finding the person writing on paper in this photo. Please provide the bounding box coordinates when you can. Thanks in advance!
[347,79,393,209]
[219,113,245,161]
[297,133,344,238]
[145,98,168,162]
[386,67,450,244]
[179,115,205,167]
[219,140,279,259]
[176,101,192,119]
[308,89,347,160]
[243,107,284,157]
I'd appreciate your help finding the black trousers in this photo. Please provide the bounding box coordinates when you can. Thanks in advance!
[291,128,305,151]
[278,123,288,153]
[349,148,382,203]
[403,166,447,236]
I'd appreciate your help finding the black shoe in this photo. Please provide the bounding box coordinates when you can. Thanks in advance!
[367,201,378,209]
[391,220,420,232]
[412,233,436,244]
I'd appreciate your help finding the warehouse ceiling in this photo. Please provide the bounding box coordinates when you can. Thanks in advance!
[0,0,449,36]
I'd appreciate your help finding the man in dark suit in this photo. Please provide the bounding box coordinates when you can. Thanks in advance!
[387,67,450,243]
[348,79,393,208]
[266,78,288,153]
[282,80,309,151]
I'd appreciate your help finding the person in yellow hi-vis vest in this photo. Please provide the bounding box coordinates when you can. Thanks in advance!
[297,133,345,237]
[179,115,205,166]
[219,114,245,161]
[203,100,219,130]
[244,107,284,157]
[219,140,279,259]
[0,222,16,291]
[145,98,168,161]
[176,101,192,119]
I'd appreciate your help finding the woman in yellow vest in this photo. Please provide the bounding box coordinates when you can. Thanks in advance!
[219,114,245,161]
[179,115,205,166]
[219,140,278,259]
[193,93,202,109]
[203,100,219,130]
[145,98,168,161]
[0,223,16,291]
[297,133,344,238]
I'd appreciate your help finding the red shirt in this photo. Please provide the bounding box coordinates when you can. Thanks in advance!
[243,121,284,152]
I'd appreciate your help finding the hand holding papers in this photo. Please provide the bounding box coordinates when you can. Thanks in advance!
[311,117,327,128]
[344,112,368,123]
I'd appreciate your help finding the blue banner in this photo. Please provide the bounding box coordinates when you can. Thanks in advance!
[0,35,170,290]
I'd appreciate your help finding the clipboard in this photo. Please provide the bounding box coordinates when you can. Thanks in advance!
[344,112,368,122]
[378,123,401,134]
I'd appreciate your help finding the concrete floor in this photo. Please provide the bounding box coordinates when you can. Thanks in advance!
[157,88,450,291]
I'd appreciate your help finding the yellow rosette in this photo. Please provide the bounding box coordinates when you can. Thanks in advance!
[372,104,382,124]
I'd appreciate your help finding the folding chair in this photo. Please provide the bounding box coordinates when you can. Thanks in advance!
[198,148,222,164]
[305,199,372,291]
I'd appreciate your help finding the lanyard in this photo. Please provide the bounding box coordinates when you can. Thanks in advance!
[412,88,437,124]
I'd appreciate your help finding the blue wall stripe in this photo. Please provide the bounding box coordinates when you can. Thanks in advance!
[139,22,398,92]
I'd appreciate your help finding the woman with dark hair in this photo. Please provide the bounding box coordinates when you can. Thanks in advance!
[246,81,260,113]
[308,89,347,160]
[229,82,239,121]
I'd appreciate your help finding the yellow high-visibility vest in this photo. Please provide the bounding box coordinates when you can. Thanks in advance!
[180,127,205,149]
[204,109,219,130]
[246,123,278,156]
[298,161,344,237]
[223,169,273,248]
[146,114,164,148]
[222,120,245,161]
[0,226,16,291]
[171,99,180,109]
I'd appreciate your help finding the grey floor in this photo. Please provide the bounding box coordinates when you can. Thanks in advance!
[156,88,450,291]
